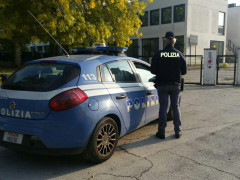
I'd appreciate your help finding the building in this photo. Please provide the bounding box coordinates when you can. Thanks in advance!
[29,42,50,54]
[127,0,228,63]
[227,3,240,55]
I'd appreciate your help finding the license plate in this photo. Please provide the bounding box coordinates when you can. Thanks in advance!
[3,132,23,144]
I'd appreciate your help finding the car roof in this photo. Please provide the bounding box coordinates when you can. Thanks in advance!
[28,55,149,66]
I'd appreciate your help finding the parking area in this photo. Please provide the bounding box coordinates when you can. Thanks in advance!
[0,84,240,180]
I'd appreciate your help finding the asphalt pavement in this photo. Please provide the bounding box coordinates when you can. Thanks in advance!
[0,85,240,180]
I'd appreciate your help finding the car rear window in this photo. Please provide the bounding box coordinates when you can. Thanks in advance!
[2,63,80,92]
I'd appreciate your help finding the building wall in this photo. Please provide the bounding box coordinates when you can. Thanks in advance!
[130,0,228,60]
[134,0,188,58]
[187,0,228,56]
[227,6,240,47]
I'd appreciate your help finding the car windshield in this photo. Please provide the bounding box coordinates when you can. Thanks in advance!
[2,63,80,92]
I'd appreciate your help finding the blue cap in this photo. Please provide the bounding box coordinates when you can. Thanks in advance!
[165,31,175,39]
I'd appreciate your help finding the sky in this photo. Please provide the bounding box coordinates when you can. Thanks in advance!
[228,0,240,5]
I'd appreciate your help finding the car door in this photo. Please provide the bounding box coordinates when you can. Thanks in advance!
[131,61,159,124]
[100,60,147,132]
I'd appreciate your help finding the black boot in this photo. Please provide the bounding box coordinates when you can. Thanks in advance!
[175,131,182,139]
[155,132,165,139]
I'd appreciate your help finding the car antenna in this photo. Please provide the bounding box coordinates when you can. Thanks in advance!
[27,10,70,58]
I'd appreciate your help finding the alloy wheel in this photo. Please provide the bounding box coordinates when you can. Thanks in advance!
[96,123,117,156]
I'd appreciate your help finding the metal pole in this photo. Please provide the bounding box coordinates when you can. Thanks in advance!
[234,55,237,85]
[216,56,219,85]
[195,45,197,66]
[200,55,203,85]
[237,50,240,85]
[190,45,191,66]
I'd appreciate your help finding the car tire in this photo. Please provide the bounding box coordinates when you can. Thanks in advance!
[84,117,119,163]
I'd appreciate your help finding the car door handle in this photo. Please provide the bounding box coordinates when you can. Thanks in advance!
[116,95,127,99]
[146,91,154,95]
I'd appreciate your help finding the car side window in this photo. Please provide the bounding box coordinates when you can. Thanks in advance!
[133,62,156,82]
[100,65,113,82]
[107,61,137,83]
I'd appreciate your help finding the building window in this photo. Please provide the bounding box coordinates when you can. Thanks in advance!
[174,4,185,23]
[30,47,36,53]
[44,45,50,54]
[142,38,159,63]
[127,39,138,58]
[150,9,159,25]
[140,11,148,27]
[161,7,172,24]
[37,46,43,53]
[175,36,184,53]
[218,12,225,35]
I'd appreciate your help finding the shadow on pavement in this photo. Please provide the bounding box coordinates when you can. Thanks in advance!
[0,120,174,179]
[0,148,97,179]
[116,120,176,151]
[117,134,176,152]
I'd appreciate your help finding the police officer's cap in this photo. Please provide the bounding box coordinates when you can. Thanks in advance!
[165,31,175,39]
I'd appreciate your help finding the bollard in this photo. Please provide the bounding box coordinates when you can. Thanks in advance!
[203,49,217,85]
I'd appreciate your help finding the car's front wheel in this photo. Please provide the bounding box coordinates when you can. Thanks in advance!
[84,117,119,163]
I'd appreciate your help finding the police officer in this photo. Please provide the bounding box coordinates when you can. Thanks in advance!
[150,31,187,139]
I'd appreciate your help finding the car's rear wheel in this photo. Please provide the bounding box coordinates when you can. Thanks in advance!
[84,117,119,163]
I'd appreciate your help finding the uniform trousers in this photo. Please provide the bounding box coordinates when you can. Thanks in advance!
[157,84,181,135]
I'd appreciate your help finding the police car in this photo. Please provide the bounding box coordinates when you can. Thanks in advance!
[0,46,172,163]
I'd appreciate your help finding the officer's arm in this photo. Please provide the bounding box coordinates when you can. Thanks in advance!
[180,53,187,75]
[150,52,159,75]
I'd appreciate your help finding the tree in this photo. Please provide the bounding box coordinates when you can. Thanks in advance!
[0,38,14,53]
[0,0,151,66]
[0,0,40,66]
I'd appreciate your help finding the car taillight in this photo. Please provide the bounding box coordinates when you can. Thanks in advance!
[49,88,87,111]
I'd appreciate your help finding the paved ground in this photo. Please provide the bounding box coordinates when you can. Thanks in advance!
[1,85,240,180]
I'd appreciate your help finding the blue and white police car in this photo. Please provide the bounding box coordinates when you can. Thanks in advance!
[0,46,171,163]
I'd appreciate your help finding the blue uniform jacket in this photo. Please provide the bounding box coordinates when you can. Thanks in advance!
[150,45,187,86]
